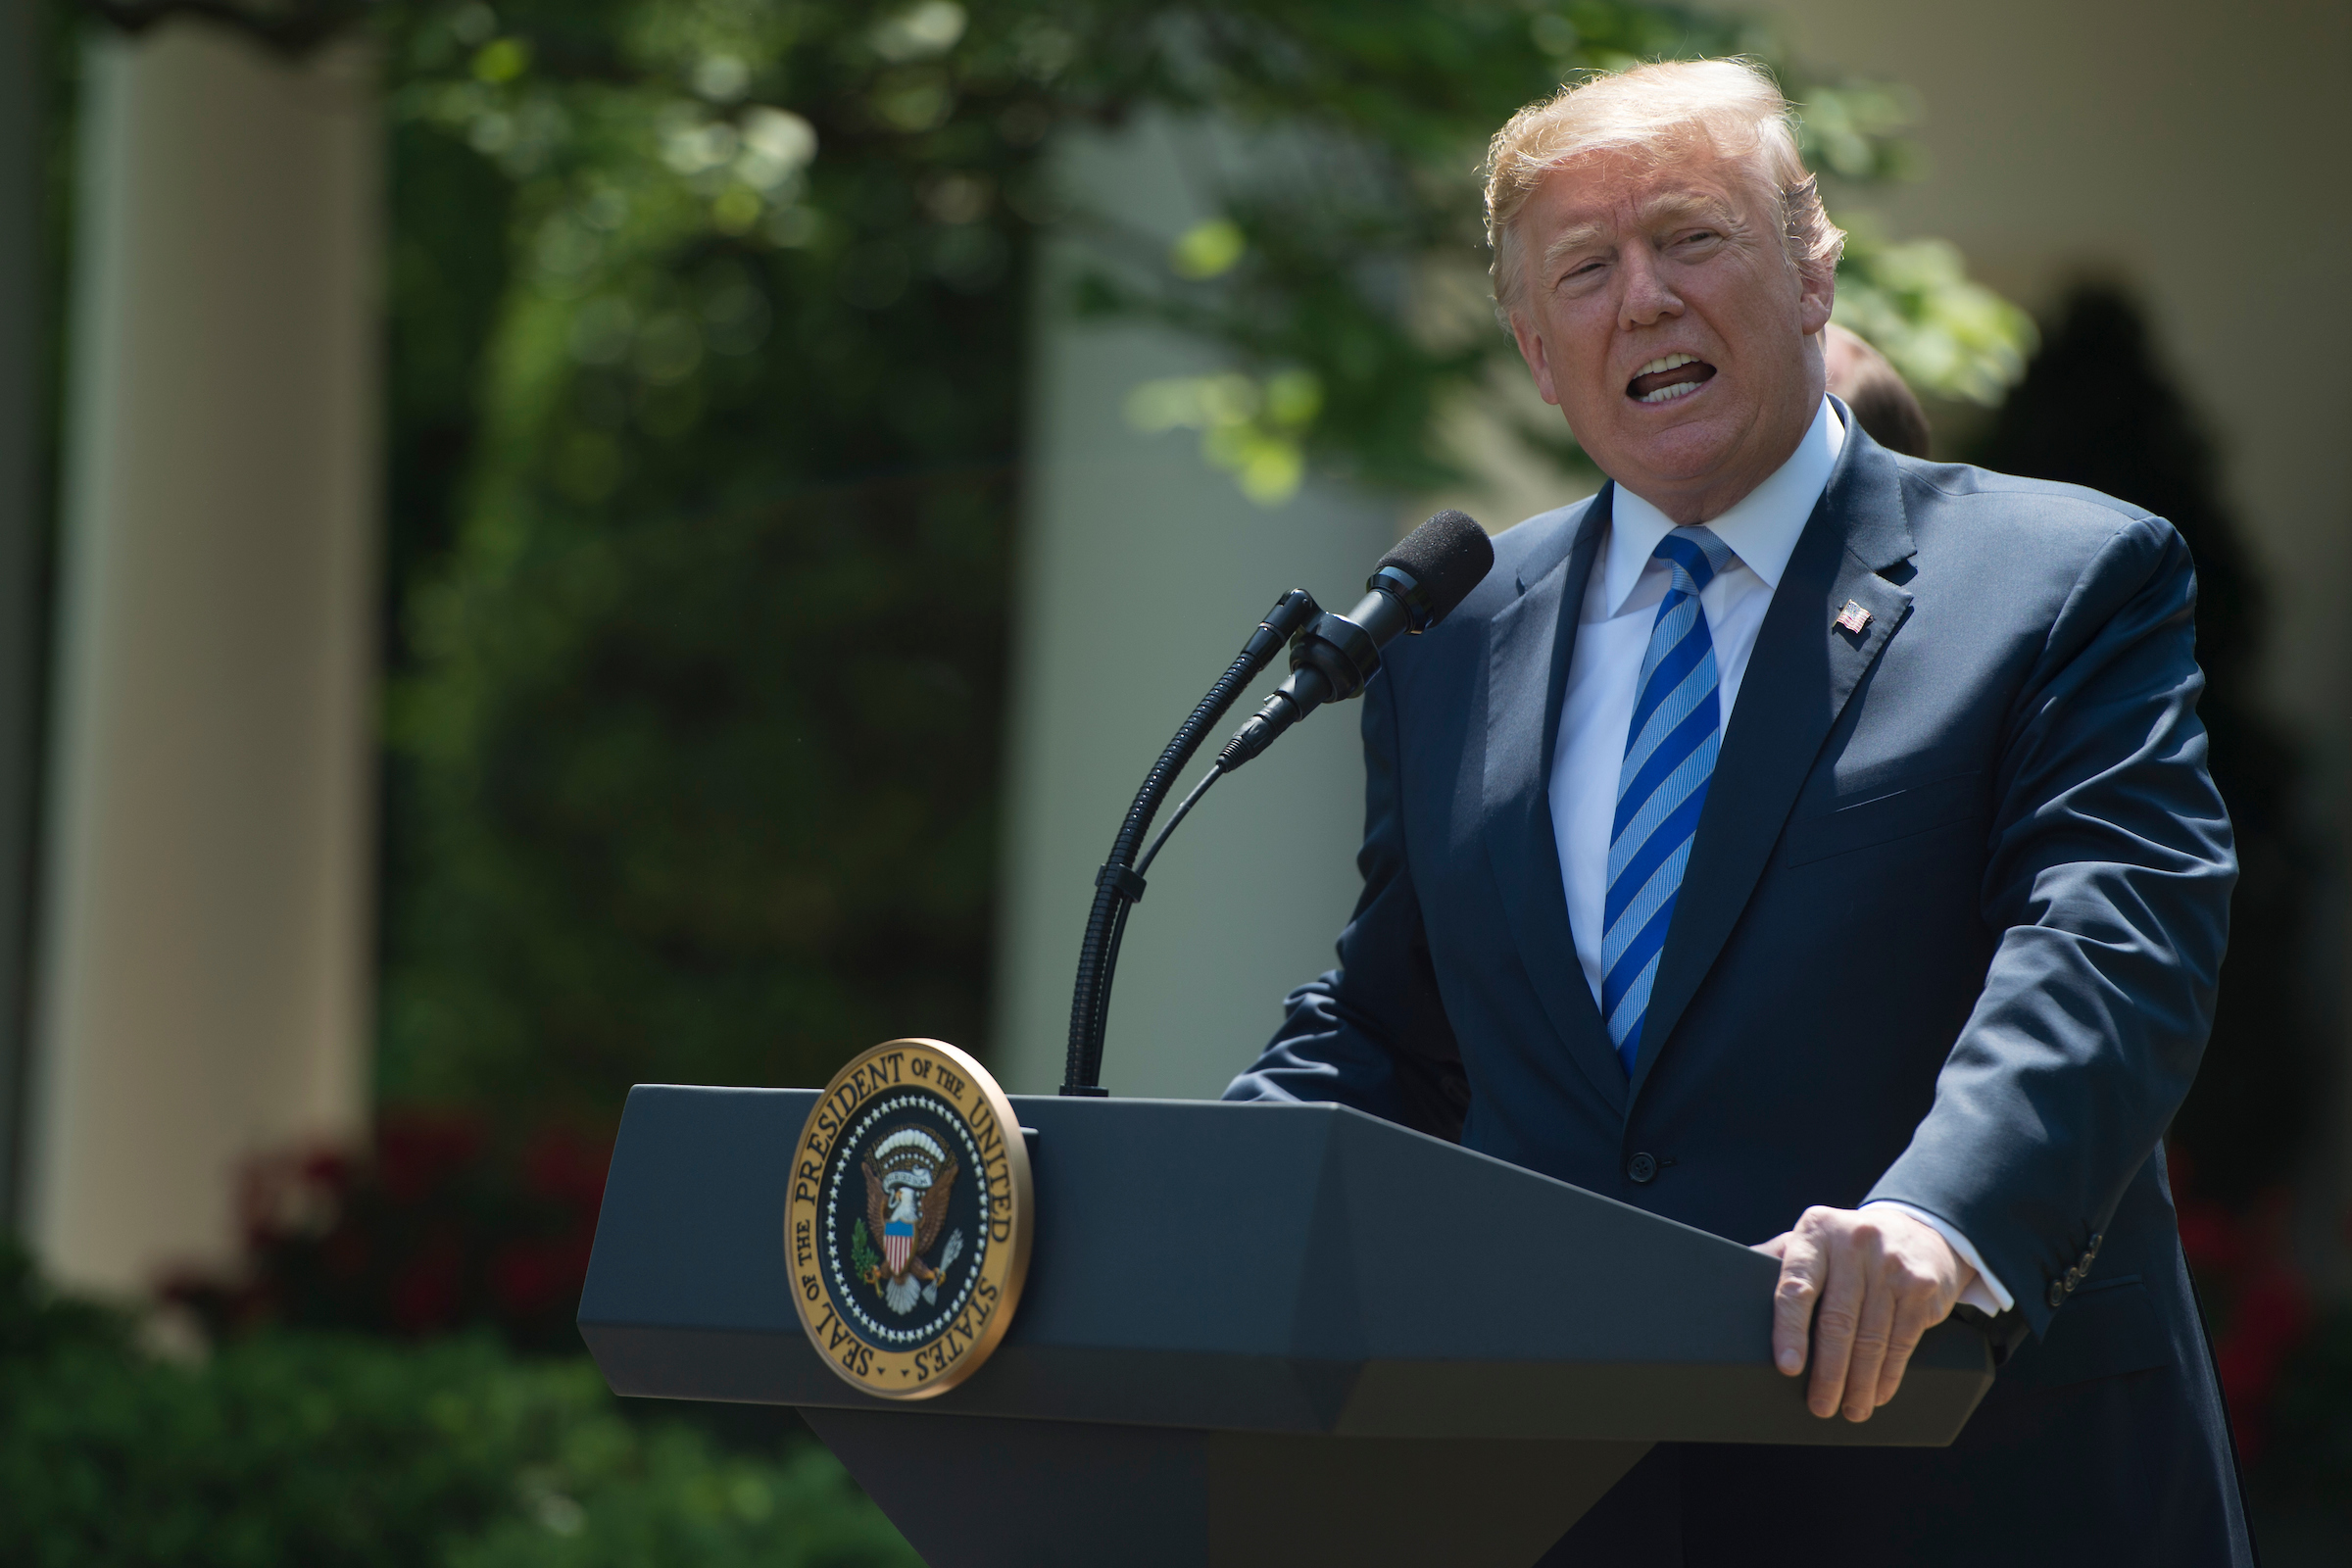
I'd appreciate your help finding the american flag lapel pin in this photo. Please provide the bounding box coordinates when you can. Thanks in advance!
[1836,600,1872,634]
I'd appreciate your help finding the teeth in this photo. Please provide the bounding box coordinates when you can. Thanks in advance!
[1636,353,1698,377]
[1640,378,1704,404]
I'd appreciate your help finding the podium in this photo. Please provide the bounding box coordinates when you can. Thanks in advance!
[579,1086,1994,1567]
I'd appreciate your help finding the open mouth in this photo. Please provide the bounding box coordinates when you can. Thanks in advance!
[1626,353,1717,405]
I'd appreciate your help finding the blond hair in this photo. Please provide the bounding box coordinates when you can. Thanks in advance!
[1482,58,1844,314]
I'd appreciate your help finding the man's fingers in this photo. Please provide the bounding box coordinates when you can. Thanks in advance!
[1872,1316,1929,1400]
[1806,1231,1867,1420]
[1876,1277,1953,1408]
[1839,1259,1897,1422]
[1753,1232,1793,1262]
[1770,1227,1823,1378]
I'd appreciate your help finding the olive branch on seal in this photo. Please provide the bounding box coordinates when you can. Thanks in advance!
[850,1217,884,1287]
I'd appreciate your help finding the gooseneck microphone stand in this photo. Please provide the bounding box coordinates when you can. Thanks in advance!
[1056,509,1492,1097]
[1057,590,1321,1096]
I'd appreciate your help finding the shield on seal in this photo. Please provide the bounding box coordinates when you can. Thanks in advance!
[883,1217,913,1275]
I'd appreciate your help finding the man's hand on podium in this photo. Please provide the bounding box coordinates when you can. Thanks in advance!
[1755,1206,1976,1423]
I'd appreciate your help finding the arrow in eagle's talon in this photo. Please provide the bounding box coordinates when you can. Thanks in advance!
[921,1230,968,1304]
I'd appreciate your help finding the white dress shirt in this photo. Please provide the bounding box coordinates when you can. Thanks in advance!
[1546,398,2012,1316]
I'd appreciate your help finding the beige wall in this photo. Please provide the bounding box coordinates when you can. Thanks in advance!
[1752,0,2352,752]
[24,24,380,1293]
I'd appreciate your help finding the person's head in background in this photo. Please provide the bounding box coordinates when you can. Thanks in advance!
[1823,322,1931,458]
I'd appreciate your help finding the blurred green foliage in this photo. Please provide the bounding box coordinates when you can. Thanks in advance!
[378,0,1037,1114]
[0,1245,915,1567]
[368,0,2029,1119]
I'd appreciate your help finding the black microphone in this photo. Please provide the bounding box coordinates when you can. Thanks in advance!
[1216,509,1494,771]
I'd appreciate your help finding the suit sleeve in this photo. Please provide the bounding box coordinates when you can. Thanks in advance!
[1865,514,2234,1337]
[1220,662,1469,1142]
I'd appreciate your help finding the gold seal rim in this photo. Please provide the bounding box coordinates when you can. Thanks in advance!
[784,1037,1033,1401]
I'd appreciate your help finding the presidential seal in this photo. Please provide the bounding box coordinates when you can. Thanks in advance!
[786,1038,1033,1399]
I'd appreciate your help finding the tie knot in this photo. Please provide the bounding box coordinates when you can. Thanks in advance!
[1652,525,1737,595]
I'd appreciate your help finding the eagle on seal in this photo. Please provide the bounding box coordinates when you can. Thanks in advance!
[861,1126,963,1314]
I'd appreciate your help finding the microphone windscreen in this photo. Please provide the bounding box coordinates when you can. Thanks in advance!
[1378,510,1494,626]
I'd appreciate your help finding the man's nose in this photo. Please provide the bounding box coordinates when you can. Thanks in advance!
[1618,247,1683,328]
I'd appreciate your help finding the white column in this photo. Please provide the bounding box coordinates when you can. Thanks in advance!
[25,23,380,1292]
[993,118,1404,1101]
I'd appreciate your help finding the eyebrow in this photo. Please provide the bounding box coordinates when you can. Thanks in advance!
[1540,221,1610,276]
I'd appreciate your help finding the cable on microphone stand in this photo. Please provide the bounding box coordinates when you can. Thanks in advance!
[1138,763,1224,877]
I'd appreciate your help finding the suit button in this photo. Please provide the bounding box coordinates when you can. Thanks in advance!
[2047,1280,2067,1309]
[1627,1152,1659,1184]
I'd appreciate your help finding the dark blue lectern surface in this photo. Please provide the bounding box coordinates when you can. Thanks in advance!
[580,1088,1992,1567]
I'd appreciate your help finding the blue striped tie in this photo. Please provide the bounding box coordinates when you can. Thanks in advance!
[1602,526,1738,1076]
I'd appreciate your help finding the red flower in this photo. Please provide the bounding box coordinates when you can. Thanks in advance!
[376,1111,487,1204]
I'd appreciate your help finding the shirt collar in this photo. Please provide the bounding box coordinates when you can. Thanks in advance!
[1599,397,1845,616]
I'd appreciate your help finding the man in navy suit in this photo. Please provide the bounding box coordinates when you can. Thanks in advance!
[1224,59,2251,1563]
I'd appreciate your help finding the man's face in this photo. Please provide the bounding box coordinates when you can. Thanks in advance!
[1506,146,1833,523]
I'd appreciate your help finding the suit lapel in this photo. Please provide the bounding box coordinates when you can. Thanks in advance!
[1627,422,1918,1099]
[1481,486,1624,1111]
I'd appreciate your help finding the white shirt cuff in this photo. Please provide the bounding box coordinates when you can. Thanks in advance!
[1862,1200,2015,1316]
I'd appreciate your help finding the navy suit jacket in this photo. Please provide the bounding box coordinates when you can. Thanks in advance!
[1226,413,2252,1563]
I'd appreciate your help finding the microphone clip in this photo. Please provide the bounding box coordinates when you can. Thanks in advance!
[1094,860,1148,906]
[1288,608,1382,705]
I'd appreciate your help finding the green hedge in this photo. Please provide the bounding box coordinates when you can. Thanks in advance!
[0,1250,915,1568]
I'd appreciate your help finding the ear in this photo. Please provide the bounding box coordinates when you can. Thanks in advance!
[1508,311,1562,407]
[1795,258,1836,338]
